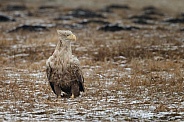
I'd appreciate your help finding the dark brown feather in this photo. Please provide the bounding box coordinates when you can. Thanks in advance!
[46,62,84,97]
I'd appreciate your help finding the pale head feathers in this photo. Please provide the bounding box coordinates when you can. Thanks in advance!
[57,30,76,42]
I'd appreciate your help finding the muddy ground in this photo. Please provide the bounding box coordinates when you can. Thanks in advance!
[0,0,184,121]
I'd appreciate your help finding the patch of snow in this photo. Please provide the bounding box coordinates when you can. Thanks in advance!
[129,110,154,119]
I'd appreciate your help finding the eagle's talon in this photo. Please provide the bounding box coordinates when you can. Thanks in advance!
[71,94,74,98]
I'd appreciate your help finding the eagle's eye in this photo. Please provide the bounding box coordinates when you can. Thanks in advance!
[65,33,70,37]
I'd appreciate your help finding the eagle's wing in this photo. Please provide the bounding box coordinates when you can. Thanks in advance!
[46,62,52,81]
[70,63,85,92]
[46,62,57,94]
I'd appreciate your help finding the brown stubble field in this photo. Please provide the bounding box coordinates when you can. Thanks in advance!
[0,0,184,121]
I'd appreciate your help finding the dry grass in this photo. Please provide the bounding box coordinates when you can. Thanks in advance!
[91,30,184,61]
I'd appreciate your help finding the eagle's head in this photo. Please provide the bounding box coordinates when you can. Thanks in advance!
[57,30,76,43]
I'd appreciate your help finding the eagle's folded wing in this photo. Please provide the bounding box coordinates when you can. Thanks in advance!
[70,63,85,92]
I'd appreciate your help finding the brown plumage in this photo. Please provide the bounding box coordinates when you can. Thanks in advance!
[46,30,84,98]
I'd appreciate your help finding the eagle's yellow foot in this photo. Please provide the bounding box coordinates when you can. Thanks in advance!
[71,94,74,98]
[57,95,61,99]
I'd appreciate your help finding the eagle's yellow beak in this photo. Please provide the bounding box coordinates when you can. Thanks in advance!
[67,34,76,41]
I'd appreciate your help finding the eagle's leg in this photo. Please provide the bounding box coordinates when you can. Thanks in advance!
[54,84,61,98]
[71,82,80,98]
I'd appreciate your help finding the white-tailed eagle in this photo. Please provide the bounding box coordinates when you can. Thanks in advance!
[46,30,84,98]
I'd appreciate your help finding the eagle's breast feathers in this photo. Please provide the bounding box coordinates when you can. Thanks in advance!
[47,54,83,82]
